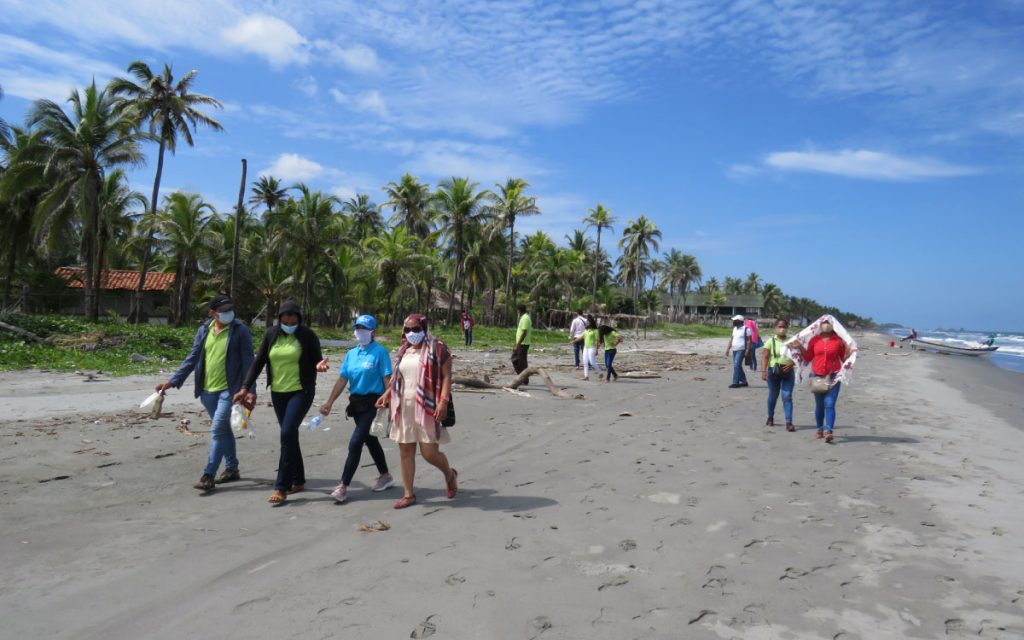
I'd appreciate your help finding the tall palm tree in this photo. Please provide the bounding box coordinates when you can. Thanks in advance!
[461,234,505,313]
[701,277,721,294]
[363,226,422,323]
[95,169,146,286]
[29,81,145,320]
[111,60,223,322]
[760,283,785,319]
[743,272,762,295]
[342,193,383,240]
[384,173,432,239]
[676,254,702,320]
[431,177,494,322]
[0,126,49,308]
[490,177,539,323]
[564,229,594,256]
[583,204,616,306]
[281,184,343,311]
[249,175,288,218]
[156,192,217,325]
[723,277,743,295]
[618,216,662,310]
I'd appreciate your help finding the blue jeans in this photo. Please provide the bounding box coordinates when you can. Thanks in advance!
[766,369,794,422]
[200,390,237,476]
[271,389,314,491]
[573,340,582,367]
[812,378,842,432]
[341,406,390,486]
[731,350,748,385]
[604,348,618,379]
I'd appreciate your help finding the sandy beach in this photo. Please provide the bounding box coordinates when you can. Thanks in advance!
[1,333,1022,639]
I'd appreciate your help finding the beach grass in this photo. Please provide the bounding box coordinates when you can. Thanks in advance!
[651,322,732,339]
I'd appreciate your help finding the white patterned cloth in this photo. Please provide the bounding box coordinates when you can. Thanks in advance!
[782,314,858,387]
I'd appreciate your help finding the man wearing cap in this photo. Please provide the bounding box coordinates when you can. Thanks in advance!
[156,295,254,491]
[725,314,752,388]
[320,314,395,503]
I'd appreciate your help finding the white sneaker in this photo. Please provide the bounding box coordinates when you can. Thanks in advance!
[372,474,395,492]
[330,484,348,503]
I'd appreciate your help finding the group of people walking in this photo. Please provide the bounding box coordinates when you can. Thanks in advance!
[567,310,623,382]
[728,314,857,443]
[158,295,457,508]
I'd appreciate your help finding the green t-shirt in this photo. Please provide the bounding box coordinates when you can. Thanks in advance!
[203,325,230,393]
[269,333,303,392]
[603,330,619,350]
[764,336,794,368]
[516,313,532,346]
[583,328,598,348]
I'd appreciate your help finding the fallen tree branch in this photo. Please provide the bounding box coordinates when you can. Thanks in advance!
[451,376,500,390]
[509,367,584,400]
[619,371,663,379]
[0,320,43,343]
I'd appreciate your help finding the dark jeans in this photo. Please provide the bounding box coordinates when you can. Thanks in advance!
[341,405,389,486]
[271,388,314,491]
[604,348,618,379]
[766,368,795,422]
[573,339,582,367]
[512,345,530,382]
[731,350,749,385]
[464,329,472,346]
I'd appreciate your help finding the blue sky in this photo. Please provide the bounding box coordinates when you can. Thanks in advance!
[2,0,1023,330]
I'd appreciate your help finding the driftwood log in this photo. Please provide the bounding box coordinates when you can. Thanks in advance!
[452,368,583,400]
[0,320,43,343]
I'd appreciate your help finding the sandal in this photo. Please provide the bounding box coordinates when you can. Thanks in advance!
[194,474,215,491]
[786,423,795,432]
[268,490,287,504]
[815,430,824,439]
[446,469,459,499]
[825,432,834,443]
[394,495,417,509]
[286,484,305,495]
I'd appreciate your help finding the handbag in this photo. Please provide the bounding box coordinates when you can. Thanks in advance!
[440,394,456,428]
[810,375,833,395]
[369,408,391,438]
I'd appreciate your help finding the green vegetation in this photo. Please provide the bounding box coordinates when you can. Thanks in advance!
[652,323,732,339]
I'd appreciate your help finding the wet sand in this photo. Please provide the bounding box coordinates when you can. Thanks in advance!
[1,333,1022,638]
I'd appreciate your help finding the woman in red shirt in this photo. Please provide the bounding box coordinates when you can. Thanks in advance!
[792,319,853,443]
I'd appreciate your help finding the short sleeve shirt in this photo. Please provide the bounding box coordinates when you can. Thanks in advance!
[203,325,230,393]
[583,328,598,348]
[517,314,533,346]
[269,333,303,392]
[339,341,393,395]
[603,330,620,350]
[731,325,751,351]
[763,336,794,367]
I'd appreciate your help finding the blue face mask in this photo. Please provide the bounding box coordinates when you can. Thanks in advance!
[217,311,235,324]
[280,323,298,335]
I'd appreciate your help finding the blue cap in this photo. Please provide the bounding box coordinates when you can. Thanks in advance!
[353,314,377,330]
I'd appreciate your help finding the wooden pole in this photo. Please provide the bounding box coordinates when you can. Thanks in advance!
[229,158,246,298]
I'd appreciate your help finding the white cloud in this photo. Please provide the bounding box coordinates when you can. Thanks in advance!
[0,34,124,100]
[221,14,309,67]
[390,139,546,185]
[316,41,381,74]
[296,75,318,98]
[260,153,324,182]
[760,149,978,181]
[329,88,348,104]
[353,90,388,117]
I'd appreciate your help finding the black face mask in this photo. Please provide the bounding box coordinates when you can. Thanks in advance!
[733,322,742,328]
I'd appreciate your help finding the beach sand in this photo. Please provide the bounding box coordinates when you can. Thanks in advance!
[1,333,1022,639]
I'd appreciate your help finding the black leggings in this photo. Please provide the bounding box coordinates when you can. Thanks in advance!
[270,388,314,491]
[341,406,389,485]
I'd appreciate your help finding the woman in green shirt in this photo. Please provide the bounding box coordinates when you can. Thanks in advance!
[599,324,622,382]
[238,299,328,504]
[760,319,796,431]
[581,314,601,381]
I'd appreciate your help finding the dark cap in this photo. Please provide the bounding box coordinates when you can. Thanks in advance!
[209,294,234,312]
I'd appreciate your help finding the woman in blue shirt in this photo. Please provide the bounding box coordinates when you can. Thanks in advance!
[320,314,394,503]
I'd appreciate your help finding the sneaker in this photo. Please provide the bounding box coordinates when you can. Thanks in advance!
[786,422,795,432]
[372,474,396,492]
[728,383,740,388]
[766,417,774,427]
[825,432,834,443]
[193,474,215,491]
[330,484,348,503]
[215,468,240,484]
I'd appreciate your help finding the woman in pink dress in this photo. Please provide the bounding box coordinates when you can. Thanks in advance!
[376,314,458,509]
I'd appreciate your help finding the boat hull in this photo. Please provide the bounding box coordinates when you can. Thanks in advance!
[911,339,998,356]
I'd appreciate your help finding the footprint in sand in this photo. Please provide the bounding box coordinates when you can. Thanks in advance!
[411,615,437,638]
[232,596,271,614]
[528,616,553,639]
[445,573,466,585]
[598,576,629,591]
[619,539,637,551]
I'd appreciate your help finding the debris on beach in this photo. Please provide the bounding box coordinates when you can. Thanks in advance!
[357,520,390,533]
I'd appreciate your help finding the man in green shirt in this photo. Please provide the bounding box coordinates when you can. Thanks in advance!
[512,303,532,384]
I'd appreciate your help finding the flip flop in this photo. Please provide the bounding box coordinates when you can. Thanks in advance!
[286,484,305,495]
[447,469,459,499]
[394,495,417,509]
[268,490,287,505]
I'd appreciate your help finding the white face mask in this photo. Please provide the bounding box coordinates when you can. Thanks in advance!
[405,330,426,345]
[354,328,373,346]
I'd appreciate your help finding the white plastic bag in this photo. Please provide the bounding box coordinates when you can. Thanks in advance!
[230,404,255,439]
[139,391,162,408]
[369,408,390,439]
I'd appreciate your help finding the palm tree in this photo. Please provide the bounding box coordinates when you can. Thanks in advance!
[384,173,432,239]
[743,272,762,295]
[110,60,223,322]
[0,126,49,308]
[723,276,743,295]
[701,277,720,294]
[564,229,594,256]
[363,226,422,324]
[676,254,702,320]
[29,81,145,320]
[156,192,217,325]
[342,193,383,240]
[431,177,494,322]
[491,177,539,323]
[280,184,343,311]
[249,175,288,218]
[583,204,616,306]
[618,216,662,310]
[0,84,8,143]
[760,282,785,319]
[95,170,146,288]
[462,234,505,313]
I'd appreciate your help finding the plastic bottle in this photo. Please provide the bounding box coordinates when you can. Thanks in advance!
[303,414,323,431]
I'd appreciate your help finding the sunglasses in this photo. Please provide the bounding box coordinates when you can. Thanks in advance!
[402,326,424,334]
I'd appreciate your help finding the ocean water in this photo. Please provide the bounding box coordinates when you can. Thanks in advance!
[885,328,1024,374]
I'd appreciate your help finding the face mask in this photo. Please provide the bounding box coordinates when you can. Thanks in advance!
[821,323,833,334]
[775,328,787,337]
[280,323,298,335]
[217,311,235,324]
[354,329,373,346]
[733,322,742,328]
[405,330,426,345]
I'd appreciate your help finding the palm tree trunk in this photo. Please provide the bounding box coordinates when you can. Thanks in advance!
[505,218,515,325]
[592,227,601,308]
[131,138,167,324]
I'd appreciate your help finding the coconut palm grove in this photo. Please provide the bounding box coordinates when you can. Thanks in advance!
[0,62,872,331]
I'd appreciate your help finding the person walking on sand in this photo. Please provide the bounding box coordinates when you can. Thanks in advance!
[568,309,587,369]
[600,323,623,382]
[581,315,601,381]
[745,318,762,371]
[376,314,458,509]
[725,314,752,388]
[788,317,857,443]
[761,319,796,431]
[156,295,254,492]
[512,303,532,384]
[236,299,328,504]
[461,309,474,347]
[319,314,396,504]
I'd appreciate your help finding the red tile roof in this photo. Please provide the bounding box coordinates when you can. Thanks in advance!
[55,267,175,292]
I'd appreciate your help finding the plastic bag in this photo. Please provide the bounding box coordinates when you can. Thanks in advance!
[139,391,162,408]
[369,408,390,439]
[230,404,255,439]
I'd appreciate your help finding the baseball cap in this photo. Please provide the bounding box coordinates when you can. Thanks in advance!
[353,314,377,330]
[731,314,744,321]
[209,294,234,312]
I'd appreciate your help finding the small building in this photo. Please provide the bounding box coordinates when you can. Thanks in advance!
[55,267,175,320]
[661,292,764,320]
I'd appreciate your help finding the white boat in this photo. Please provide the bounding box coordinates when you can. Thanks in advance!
[911,338,998,356]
